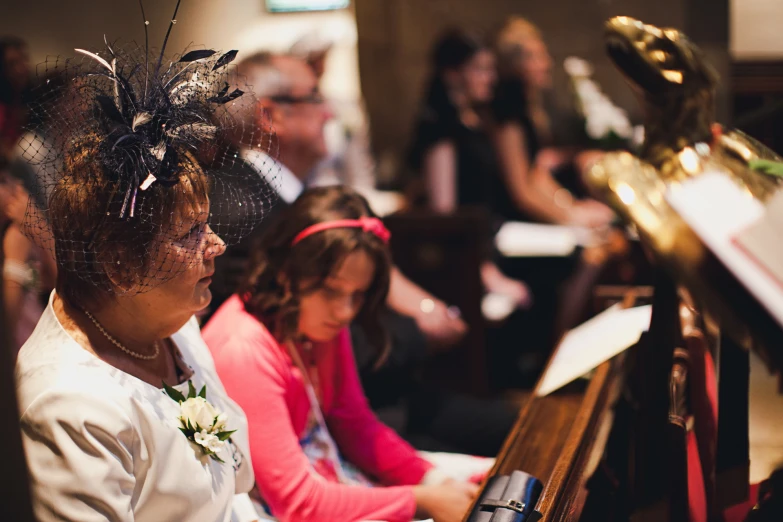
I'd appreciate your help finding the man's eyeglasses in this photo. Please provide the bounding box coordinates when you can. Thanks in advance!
[269,92,326,105]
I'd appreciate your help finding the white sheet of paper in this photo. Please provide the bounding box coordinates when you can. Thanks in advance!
[665,172,783,328]
[734,188,783,285]
[536,304,652,396]
[482,292,517,322]
[495,221,584,257]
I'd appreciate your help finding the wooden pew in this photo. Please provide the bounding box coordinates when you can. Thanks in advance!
[383,208,491,395]
[488,357,625,521]
[466,266,768,522]
[464,287,643,522]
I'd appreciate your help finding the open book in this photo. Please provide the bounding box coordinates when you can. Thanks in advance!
[537,304,652,396]
[665,172,783,329]
[733,188,783,289]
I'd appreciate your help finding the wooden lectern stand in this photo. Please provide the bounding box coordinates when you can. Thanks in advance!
[466,170,783,521]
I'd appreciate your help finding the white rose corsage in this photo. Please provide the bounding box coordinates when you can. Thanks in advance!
[163,380,235,463]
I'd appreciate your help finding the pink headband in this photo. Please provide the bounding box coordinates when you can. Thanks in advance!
[291,217,391,246]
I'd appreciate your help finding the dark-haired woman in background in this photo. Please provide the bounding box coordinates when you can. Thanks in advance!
[409,29,498,214]
[204,186,492,522]
[408,28,530,311]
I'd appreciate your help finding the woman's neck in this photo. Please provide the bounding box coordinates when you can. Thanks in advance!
[55,293,178,352]
[459,106,482,129]
[449,89,484,130]
[54,292,186,386]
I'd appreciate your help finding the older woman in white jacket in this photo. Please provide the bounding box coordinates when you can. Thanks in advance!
[14,7,275,520]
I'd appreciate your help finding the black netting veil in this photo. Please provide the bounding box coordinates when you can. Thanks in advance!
[19,8,279,297]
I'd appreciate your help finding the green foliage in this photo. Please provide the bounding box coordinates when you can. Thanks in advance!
[749,159,783,177]
[162,381,186,403]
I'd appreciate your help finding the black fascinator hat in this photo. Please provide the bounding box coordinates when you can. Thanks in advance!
[19,0,279,300]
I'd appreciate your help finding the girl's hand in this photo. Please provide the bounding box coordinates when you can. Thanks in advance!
[413,481,478,522]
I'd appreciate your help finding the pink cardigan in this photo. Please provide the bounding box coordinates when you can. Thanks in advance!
[203,295,432,522]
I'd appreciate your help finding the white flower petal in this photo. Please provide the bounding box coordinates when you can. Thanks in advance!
[180,398,206,428]
[179,397,225,431]
[194,430,222,453]
[213,413,228,432]
[207,437,225,454]
[195,401,219,430]
[194,430,211,447]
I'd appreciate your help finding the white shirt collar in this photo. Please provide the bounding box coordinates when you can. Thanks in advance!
[241,148,303,204]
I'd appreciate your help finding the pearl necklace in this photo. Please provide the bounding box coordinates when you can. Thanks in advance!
[83,309,161,361]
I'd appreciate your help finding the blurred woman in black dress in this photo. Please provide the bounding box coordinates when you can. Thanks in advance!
[408,28,530,307]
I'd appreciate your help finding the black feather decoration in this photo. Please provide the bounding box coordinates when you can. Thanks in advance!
[226,88,244,101]
[111,133,141,151]
[179,49,217,62]
[215,82,229,98]
[104,35,116,58]
[115,74,138,118]
[127,63,143,81]
[154,0,183,78]
[138,0,149,102]
[42,3,250,209]
[208,88,243,105]
[157,146,180,186]
[166,122,217,141]
[16,0,274,298]
[84,70,138,120]
[212,50,238,71]
[95,95,127,126]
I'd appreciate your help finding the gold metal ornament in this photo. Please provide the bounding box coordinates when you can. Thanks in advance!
[587,16,783,360]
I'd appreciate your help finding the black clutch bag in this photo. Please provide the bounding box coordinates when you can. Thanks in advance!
[466,470,543,522]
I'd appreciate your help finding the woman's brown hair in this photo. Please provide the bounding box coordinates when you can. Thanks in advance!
[49,133,210,308]
[241,185,391,363]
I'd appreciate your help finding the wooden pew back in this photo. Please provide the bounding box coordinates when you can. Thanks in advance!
[383,208,490,395]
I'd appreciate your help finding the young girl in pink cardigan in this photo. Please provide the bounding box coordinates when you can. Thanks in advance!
[203,186,487,522]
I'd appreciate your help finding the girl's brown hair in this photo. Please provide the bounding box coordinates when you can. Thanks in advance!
[241,185,391,363]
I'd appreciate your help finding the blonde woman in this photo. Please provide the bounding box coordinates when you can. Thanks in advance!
[492,17,613,227]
